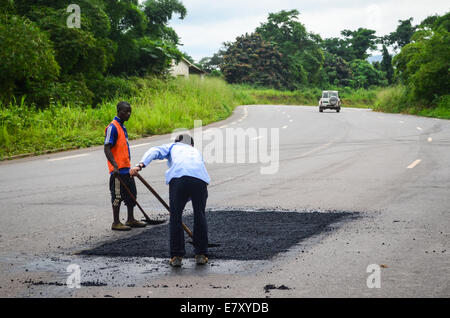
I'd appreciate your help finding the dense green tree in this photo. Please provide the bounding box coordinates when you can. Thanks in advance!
[322,37,353,62]
[381,45,394,84]
[11,0,114,78]
[1,0,186,106]
[255,10,324,87]
[419,15,439,29]
[341,28,377,60]
[372,61,382,71]
[323,28,377,61]
[386,18,416,50]
[199,51,225,72]
[143,0,186,44]
[321,52,353,87]
[0,0,14,14]
[28,6,114,77]
[106,0,184,75]
[350,59,386,89]
[393,12,449,102]
[0,14,60,103]
[221,33,285,88]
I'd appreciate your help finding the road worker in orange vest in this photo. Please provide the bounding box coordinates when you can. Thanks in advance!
[104,101,147,231]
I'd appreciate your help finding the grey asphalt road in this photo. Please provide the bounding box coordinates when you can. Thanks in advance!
[0,105,449,297]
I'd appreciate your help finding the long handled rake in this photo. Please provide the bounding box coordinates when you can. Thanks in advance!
[116,175,166,225]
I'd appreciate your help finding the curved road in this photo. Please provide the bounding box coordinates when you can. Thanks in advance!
[0,105,449,297]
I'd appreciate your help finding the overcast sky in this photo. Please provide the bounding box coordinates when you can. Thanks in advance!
[167,0,449,62]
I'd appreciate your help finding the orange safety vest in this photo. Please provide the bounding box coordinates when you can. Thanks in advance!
[105,120,130,173]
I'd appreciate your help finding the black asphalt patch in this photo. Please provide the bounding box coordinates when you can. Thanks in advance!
[81,210,358,260]
[264,284,291,292]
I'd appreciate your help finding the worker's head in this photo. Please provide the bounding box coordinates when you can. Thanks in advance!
[175,134,194,146]
[117,101,132,122]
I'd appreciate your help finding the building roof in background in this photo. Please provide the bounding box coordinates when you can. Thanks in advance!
[181,57,206,74]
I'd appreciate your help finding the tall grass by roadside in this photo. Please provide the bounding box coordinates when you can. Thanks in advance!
[0,77,245,159]
[373,85,450,119]
[234,85,378,108]
[233,85,321,105]
[2,78,448,160]
[338,87,379,108]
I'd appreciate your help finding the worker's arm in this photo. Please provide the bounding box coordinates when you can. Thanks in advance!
[104,144,119,176]
[130,144,173,176]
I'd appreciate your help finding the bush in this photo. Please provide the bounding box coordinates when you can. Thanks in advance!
[208,70,224,78]
[26,77,94,107]
[0,14,60,104]
[349,59,387,89]
[373,86,411,113]
[87,76,139,105]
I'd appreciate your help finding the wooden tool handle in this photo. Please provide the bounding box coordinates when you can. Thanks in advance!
[136,173,193,238]
[116,175,152,223]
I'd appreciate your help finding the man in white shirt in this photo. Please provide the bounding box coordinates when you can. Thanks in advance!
[130,134,210,267]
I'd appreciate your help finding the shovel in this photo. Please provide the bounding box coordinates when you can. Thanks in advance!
[116,175,166,225]
[135,173,220,248]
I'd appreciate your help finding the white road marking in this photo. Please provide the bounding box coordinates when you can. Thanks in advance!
[289,119,293,123]
[407,159,422,169]
[130,142,151,149]
[252,136,264,141]
[48,154,88,162]
[428,137,433,142]
[399,121,405,124]
[219,125,227,129]
[416,127,423,131]
[231,121,237,125]
[282,125,288,129]
[301,142,333,157]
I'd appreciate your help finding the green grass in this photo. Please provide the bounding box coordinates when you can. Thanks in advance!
[338,87,379,108]
[234,85,379,108]
[0,76,245,159]
[1,78,448,160]
[233,85,321,106]
[373,85,450,119]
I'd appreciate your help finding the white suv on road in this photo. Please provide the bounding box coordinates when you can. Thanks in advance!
[319,91,341,113]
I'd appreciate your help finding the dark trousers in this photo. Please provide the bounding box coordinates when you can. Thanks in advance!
[169,176,208,257]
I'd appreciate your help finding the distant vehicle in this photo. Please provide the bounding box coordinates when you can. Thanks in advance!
[319,91,341,113]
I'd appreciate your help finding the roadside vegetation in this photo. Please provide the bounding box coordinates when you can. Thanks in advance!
[0,76,414,160]
[201,10,449,118]
[0,1,448,159]
[0,77,246,159]
[236,85,379,108]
